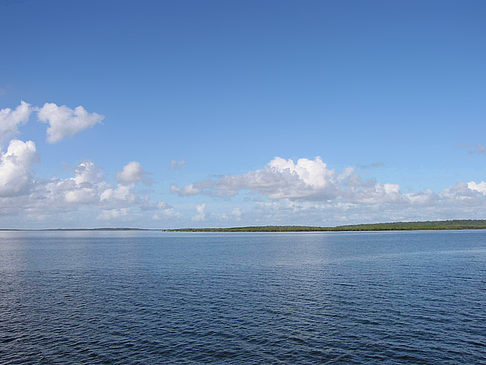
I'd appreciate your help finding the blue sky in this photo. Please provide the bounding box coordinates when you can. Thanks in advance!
[1,0,486,228]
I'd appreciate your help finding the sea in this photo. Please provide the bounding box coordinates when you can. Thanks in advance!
[0,230,485,364]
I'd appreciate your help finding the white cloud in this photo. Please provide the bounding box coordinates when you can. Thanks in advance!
[170,159,186,170]
[65,188,98,204]
[172,156,347,201]
[39,161,152,212]
[0,101,33,143]
[0,156,185,228]
[57,161,107,204]
[116,161,151,185]
[100,184,135,205]
[3,140,486,228]
[171,156,438,206]
[192,203,207,221]
[37,102,104,143]
[0,139,38,197]
[171,156,486,225]
[467,181,486,194]
[73,161,105,185]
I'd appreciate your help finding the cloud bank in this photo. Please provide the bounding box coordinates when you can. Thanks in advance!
[0,158,181,226]
[0,100,180,227]
[2,99,486,227]
[171,156,486,224]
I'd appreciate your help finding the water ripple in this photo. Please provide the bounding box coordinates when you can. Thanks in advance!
[0,231,485,363]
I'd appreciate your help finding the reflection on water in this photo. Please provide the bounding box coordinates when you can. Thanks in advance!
[1,231,485,363]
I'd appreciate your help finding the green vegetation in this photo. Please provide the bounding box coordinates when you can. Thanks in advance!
[168,220,486,232]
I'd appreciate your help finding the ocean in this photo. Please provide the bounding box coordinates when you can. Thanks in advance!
[1,230,485,364]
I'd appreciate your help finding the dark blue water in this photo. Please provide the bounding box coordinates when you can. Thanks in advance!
[1,231,485,364]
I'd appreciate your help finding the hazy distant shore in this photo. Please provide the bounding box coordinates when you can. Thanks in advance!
[0,228,157,232]
[3,220,486,232]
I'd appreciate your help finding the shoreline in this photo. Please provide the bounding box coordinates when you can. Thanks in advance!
[2,220,486,232]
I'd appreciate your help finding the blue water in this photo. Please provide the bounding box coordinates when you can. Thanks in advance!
[0,231,485,364]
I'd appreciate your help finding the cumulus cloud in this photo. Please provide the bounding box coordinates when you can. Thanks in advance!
[170,159,186,170]
[0,157,186,228]
[171,156,486,224]
[65,188,98,204]
[467,181,486,194]
[172,156,353,201]
[116,161,151,185]
[37,102,104,143]
[72,161,104,184]
[172,157,343,200]
[99,162,153,209]
[53,161,106,204]
[100,184,135,205]
[0,101,33,143]
[0,101,186,227]
[0,139,38,197]
[192,204,207,221]
[30,160,151,215]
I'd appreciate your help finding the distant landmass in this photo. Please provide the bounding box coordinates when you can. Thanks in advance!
[168,220,486,232]
[2,220,486,232]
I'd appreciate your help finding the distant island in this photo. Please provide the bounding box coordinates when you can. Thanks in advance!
[167,220,486,232]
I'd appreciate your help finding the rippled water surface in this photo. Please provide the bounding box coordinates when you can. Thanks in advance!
[1,230,485,364]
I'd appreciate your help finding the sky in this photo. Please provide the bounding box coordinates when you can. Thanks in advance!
[1,0,486,228]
